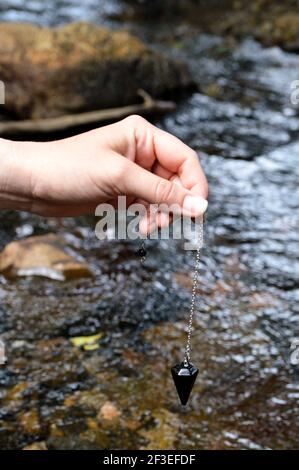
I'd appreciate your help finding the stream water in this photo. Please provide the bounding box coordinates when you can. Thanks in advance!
[0,1,299,450]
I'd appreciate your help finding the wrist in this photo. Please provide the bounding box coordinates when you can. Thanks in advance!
[0,138,34,211]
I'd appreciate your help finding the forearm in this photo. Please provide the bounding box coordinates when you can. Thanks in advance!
[0,117,208,222]
[0,138,34,211]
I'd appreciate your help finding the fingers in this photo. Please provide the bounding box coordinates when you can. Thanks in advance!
[116,115,208,235]
[123,115,208,199]
[177,153,208,199]
[152,126,208,198]
[138,207,171,236]
[118,158,208,217]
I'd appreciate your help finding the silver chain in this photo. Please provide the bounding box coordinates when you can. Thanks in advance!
[140,239,146,264]
[184,220,204,366]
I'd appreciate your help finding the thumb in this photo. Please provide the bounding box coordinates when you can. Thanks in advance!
[121,159,208,217]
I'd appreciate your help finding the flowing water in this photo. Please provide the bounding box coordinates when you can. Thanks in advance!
[0,2,299,450]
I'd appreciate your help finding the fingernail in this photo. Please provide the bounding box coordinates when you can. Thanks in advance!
[183,195,208,215]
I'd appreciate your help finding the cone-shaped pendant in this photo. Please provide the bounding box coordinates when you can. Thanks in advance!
[171,362,198,405]
[171,220,203,406]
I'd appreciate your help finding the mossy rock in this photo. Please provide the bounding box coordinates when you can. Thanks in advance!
[0,22,194,119]
[0,233,92,280]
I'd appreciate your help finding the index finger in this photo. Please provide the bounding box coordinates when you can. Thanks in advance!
[151,125,208,199]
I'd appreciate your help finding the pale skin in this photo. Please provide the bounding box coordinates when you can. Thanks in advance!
[0,115,208,234]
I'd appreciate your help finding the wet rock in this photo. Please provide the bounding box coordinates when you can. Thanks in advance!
[202,83,222,100]
[23,441,47,450]
[63,388,107,411]
[5,382,31,404]
[247,292,278,309]
[140,409,179,450]
[49,423,64,439]
[121,348,141,366]
[19,409,41,435]
[47,435,99,450]
[0,22,194,119]
[271,14,299,51]
[0,234,93,280]
[86,418,98,431]
[126,419,141,431]
[3,381,37,414]
[173,272,213,295]
[98,401,121,422]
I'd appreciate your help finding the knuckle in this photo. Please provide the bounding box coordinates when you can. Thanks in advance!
[124,114,147,127]
[155,178,174,204]
[190,149,198,161]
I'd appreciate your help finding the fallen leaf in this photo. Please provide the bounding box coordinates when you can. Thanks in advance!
[70,333,102,350]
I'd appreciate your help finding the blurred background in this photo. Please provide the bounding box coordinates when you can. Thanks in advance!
[0,0,299,450]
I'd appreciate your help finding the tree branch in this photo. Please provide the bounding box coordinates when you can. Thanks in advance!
[0,90,176,136]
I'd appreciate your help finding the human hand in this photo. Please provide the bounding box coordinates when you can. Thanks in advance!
[0,115,208,233]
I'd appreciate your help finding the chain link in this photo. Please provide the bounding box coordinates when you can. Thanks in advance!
[184,220,204,365]
[140,239,146,264]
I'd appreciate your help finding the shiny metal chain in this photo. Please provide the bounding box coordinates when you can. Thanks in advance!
[184,220,204,365]
[139,239,146,264]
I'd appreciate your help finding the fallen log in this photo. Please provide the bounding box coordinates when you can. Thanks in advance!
[0,90,176,136]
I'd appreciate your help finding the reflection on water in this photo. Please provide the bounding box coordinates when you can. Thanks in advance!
[0,3,299,450]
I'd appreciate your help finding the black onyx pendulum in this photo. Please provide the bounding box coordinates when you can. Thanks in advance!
[171,362,199,406]
[171,220,203,406]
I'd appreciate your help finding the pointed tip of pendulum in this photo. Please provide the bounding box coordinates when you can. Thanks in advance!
[171,362,199,406]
